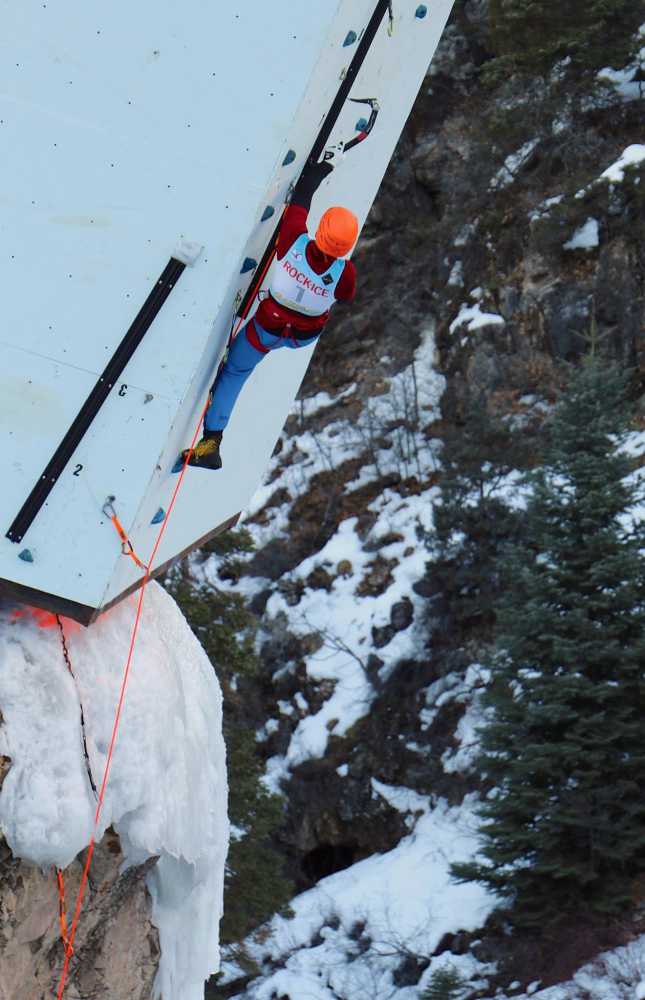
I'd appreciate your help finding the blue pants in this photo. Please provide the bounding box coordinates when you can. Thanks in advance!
[204,319,318,432]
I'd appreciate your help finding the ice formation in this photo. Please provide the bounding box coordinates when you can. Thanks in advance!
[0,581,228,1000]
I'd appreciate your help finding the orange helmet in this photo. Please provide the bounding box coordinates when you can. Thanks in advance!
[315,206,359,258]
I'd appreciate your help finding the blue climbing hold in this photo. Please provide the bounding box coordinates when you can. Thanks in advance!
[261,205,275,222]
[18,548,34,563]
[240,257,257,274]
[355,117,368,132]
[343,30,357,46]
[415,4,427,18]
[151,507,165,525]
[282,149,296,166]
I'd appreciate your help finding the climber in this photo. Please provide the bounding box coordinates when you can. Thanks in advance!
[185,159,358,470]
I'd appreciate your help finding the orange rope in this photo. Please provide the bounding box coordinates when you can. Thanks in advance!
[55,401,208,998]
[56,869,74,959]
[54,220,280,996]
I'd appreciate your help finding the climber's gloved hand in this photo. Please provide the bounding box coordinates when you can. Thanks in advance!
[291,159,334,209]
[308,159,335,184]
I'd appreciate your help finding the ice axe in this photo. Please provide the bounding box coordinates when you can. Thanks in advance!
[322,97,380,165]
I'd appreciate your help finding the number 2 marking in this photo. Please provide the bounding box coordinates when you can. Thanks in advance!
[73,464,83,477]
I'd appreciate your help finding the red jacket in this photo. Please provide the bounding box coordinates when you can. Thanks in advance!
[255,204,357,335]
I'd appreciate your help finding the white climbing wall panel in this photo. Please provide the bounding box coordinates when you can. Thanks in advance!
[0,0,454,622]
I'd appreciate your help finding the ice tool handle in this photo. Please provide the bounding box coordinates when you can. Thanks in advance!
[322,97,380,165]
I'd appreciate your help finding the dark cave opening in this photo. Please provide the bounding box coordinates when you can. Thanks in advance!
[302,841,358,882]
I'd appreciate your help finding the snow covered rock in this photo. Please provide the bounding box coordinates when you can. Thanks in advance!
[0,582,228,1000]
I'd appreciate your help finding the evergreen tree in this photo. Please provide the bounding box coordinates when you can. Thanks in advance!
[422,965,467,1000]
[453,359,645,927]
[431,394,527,646]
[488,0,640,76]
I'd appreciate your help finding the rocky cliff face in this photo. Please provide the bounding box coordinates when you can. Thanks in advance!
[309,0,644,410]
[262,0,644,879]
[208,2,645,995]
[0,825,159,1000]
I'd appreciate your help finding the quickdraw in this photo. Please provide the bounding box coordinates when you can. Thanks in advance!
[102,496,148,571]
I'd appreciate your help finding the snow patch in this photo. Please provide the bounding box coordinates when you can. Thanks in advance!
[236,796,495,1000]
[486,935,645,1000]
[371,778,432,827]
[441,664,490,775]
[297,383,357,419]
[563,217,599,251]
[455,222,476,246]
[600,144,645,184]
[448,260,464,286]
[598,35,645,102]
[529,194,563,222]
[490,139,539,190]
[450,301,505,334]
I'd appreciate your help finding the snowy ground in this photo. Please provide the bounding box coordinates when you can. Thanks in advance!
[204,328,445,795]
[208,322,645,999]
[203,330,507,997]
[219,794,495,1000]
[0,582,228,1000]
[484,935,645,1000]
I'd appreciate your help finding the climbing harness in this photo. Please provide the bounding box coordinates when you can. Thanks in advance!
[102,496,148,571]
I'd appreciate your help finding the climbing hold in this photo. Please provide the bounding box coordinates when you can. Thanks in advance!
[282,149,296,166]
[151,508,165,525]
[355,117,368,131]
[343,30,357,47]
[18,548,34,563]
[415,5,427,18]
[260,205,275,222]
[240,257,257,274]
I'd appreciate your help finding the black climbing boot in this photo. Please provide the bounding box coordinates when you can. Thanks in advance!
[185,430,223,470]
